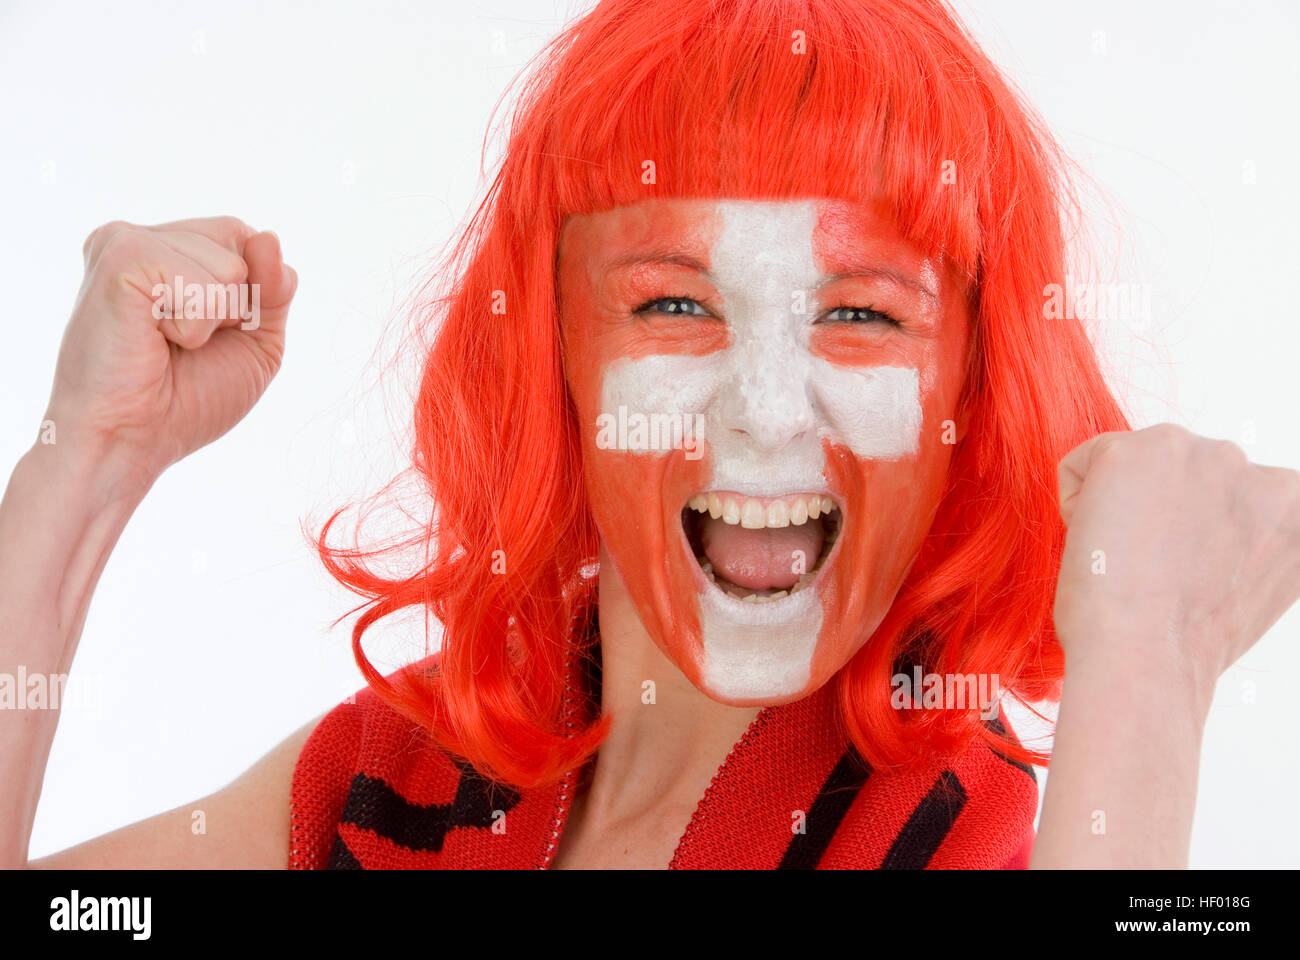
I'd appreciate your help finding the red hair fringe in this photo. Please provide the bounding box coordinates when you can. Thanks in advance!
[317,0,1130,788]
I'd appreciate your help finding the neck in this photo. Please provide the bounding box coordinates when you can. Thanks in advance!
[581,545,761,825]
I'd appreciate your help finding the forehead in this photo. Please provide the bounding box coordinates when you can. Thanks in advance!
[558,197,942,292]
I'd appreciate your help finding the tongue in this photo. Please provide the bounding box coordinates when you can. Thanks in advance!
[699,516,824,591]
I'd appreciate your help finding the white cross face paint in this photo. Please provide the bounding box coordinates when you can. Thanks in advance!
[559,197,969,706]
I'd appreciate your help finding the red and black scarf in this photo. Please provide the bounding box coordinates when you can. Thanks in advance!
[289,623,1038,870]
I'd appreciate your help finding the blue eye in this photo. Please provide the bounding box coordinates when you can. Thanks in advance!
[634,296,710,317]
[823,305,900,326]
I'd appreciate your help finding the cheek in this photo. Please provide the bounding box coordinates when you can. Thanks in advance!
[832,443,949,586]
[806,440,952,684]
[809,352,948,594]
[578,425,716,689]
[567,348,716,671]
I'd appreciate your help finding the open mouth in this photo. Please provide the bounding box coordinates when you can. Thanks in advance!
[681,492,842,603]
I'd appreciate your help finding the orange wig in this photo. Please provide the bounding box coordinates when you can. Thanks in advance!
[318,0,1130,788]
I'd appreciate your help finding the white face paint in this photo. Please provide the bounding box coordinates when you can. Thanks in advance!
[598,200,924,699]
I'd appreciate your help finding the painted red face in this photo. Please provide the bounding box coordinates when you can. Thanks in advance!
[558,198,971,706]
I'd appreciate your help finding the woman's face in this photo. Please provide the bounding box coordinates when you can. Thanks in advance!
[558,198,971,705]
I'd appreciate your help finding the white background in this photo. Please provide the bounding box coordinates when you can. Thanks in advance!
[2,0,1297,866]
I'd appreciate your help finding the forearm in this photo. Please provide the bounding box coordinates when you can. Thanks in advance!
[1031,635,1212,869]
[0,435,151,866]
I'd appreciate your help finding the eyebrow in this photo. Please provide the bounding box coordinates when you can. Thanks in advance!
[606,253,939,302]
[819,267,939,302]
[606,251,713,277]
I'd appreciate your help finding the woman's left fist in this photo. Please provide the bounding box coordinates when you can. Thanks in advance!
[1054,423,1300,693]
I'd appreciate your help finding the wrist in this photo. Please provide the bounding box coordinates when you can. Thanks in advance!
[1057,617,1216,730]
[21,419,160,510]
[5,429,155,641]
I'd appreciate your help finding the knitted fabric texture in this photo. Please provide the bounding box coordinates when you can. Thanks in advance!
[289,642,1039,869]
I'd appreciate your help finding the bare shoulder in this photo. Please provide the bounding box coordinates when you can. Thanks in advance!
[27,712,325,870]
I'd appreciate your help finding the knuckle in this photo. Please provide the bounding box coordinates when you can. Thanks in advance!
[1145,422,1190,448]
[1214,436,1247,460]
[83,219,129,259]
[97,226,148,263]
[213,215,251,246]
[1088,433,1127,469]
[1206,436,1248,472]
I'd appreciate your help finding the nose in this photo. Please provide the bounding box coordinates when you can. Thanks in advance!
[716,336,816,452]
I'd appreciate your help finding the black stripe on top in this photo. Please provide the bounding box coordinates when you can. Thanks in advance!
[880,770,968,869]
[332,763,522,858]
[777,747,873,870]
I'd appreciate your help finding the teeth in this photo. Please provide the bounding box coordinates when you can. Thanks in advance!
[737,585,798,603]
[765,501,789,528]
[687,492,838,530]
[687,492,841,603]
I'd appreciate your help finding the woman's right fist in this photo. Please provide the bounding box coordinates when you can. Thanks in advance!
[45,216,297,484]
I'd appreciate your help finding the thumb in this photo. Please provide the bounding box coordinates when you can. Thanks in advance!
[242,230,297,334]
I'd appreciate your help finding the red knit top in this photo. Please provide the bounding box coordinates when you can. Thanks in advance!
[289,631,1039,870]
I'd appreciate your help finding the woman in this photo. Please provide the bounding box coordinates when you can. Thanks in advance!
[4,0,1298,869]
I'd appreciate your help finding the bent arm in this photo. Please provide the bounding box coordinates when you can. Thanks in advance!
[1030,631,1209,869]
[1,436,321,868]
[0,436,152,867]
